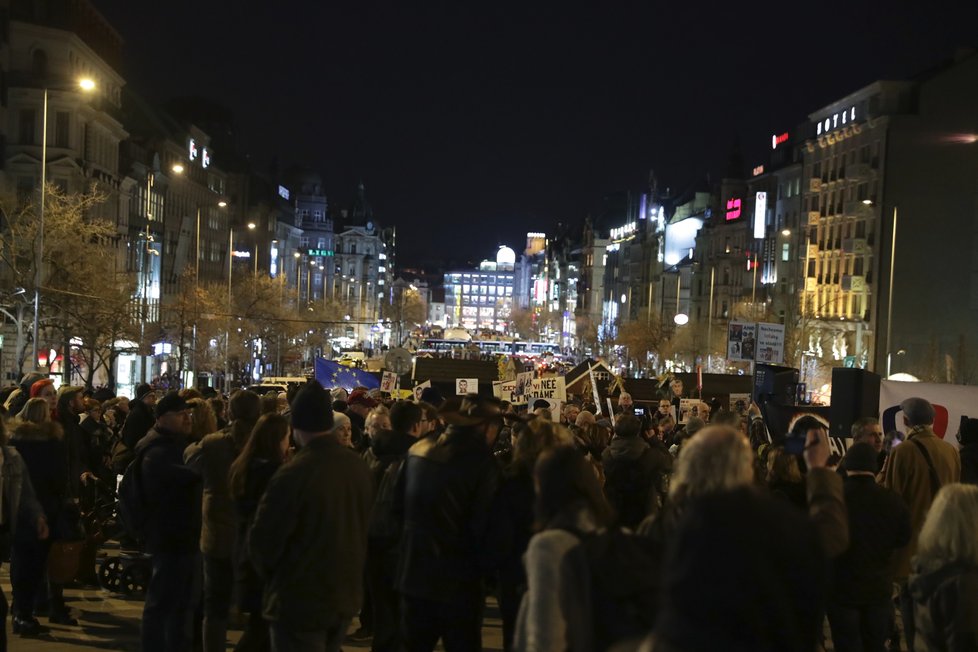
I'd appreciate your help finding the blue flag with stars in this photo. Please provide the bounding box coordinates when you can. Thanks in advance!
[314,357,381,391]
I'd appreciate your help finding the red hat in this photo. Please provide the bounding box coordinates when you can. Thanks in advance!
[348,388,379,408]
[29,378,54,397]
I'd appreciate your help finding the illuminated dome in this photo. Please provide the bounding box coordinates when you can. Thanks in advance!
[496,246,516,266]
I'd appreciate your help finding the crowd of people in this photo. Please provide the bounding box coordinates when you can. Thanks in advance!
[0,371,976,652]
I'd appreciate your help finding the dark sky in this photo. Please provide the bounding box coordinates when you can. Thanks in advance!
[96,0,978,268]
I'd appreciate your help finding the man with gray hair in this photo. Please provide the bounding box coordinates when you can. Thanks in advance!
[882,397,960,650]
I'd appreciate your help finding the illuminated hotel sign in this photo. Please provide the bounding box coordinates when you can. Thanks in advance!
[754,192,767,239]
[816,106,856,136]
[231,250,251,258]
[771,132,789,149]
[610,222,637,240]
[752,165,765,176]
[306,248,333,257]
[725,198,742,221]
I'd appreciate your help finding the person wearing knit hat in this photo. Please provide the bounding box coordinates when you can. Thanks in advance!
[957,416,978,485]
[248,380,373,649]
[882,396,961,650]
[826,442,911,652]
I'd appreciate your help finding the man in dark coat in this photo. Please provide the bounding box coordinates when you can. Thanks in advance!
[138,392,202,652]
[249,380,373,651]
[394,394,503,651]
[121,384,158,452]
[602,414,672,528]
[828,442,912,652]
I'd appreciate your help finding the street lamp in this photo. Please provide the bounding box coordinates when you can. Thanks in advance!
[32,77,96,369]
[225,221,259,390]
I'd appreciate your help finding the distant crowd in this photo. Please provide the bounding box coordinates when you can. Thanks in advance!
[0,372,976,652]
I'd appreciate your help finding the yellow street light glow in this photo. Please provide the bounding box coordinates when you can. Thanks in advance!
[293,252,301,258]
[172,163,185,174]
[862,199,873,205]
[218,200,228,208]
[247,222,257,230]
[781,229,791,236]
[78,78,96,92]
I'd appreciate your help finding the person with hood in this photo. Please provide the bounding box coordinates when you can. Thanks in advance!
[6,371,46,418]
[121,383,158,452]
[601,414,672,528]
[9,398,72,633]
[249,380,373,651]
[184,389,260,652]
[362,400,426,651]
[909,483,978,652]
[0,408,48,647]
[957,416,978,485]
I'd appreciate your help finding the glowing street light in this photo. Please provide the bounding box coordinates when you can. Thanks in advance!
[674,313,689,326]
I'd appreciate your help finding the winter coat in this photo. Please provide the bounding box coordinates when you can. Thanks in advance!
[363,428,415,548]
[654,487,826,652]
[58,408,90,500]
[513,506,597,652]
[487,467,535,591]
[394,425,500,601]
[184,419,255,559]
[881,428,961,578]
[121,397,155,451]
[601,436,672,529]
[1,444,46,543]
[233,456,280,614]
[960,443,978,486]
[10,421,69,542]
[248,435,373,628]
[137,426,202,555]
[909,561,978,652]
[831,475,911,606]
[807,467,850,559]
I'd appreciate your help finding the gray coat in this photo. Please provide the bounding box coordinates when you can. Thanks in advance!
[2,444,46,540]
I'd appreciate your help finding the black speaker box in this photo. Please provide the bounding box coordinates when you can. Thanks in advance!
[829,367,881,440]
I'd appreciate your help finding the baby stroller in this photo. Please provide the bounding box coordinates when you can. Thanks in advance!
[93,477,152,597]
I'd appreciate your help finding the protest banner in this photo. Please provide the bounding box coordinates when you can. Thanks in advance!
[756,323,786,364]
[514,371,534,400]
[380,371,398,394]
[727,321,756,362]
[878,380,978,446]
[529,377,566,402]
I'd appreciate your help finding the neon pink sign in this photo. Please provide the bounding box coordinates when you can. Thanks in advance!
[725,198,742,221]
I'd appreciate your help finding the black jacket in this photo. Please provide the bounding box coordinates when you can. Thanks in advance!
[137,426,202,555]
[394,426,500,601]
[233,457,280,614]
[363,428,415,546]
[602,436,673,529]
[909,562,978,652]
[249,435,373,628]
[831,475,911,606]
[121,398,155,451]
[10,421,68,542]
[487,466,535,589]
[960,443,978,486]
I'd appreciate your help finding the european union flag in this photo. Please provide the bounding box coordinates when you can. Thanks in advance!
[314,357,380,391]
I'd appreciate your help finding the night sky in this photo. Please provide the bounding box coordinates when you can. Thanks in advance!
[96,0,977,268]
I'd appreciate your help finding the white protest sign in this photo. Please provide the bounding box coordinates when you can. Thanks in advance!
[413,380,431,402]
[727,321,757,362]
[529,377,566,402]
[756,323,786,364]
[514,371,534,400]
[455,378,478,395]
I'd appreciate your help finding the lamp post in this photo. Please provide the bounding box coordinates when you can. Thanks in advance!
[225,222,256,390]
[886,206,898,379]
[32,78,96,369]
[294,252,301,307]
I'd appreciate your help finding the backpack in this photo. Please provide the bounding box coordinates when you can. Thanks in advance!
[572,527,662,651]
[117,439,161,541]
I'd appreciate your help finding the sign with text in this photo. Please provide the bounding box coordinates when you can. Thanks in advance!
[493,380,524,405]
[529,376,566,402]
[756,323,786,364]
[727,321,785,364]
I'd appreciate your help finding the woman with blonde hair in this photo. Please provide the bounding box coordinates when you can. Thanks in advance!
[187,397,218,442]
[909,483,978,651]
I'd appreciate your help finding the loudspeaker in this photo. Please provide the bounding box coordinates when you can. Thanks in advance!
[753,364,799,406]
[829,367,881,440]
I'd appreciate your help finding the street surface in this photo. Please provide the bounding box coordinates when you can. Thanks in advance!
[0,563,505,651]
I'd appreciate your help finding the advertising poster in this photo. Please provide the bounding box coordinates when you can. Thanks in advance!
[455,378,478,395]
[756,323,786,364]
[727,321,756,362]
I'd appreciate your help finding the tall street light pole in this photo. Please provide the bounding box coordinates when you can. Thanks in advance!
[886,206,898,379]
[33,78,95,369]
[225,222,255,390]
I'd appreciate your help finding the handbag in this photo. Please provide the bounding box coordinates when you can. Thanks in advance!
[47,540,84,583]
